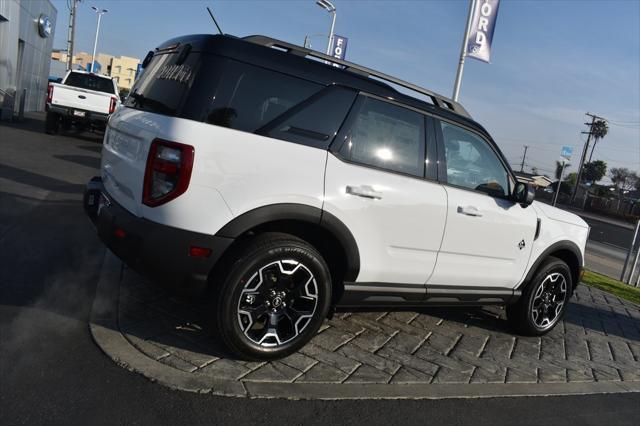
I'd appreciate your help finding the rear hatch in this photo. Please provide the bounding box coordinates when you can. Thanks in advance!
[101,39,224,216]
[52,73,116,114]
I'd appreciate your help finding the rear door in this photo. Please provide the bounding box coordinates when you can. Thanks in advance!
[323,95,447,294]
[427,119,537,289]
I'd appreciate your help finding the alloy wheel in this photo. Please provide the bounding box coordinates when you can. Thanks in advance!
[531,271,568,330]
[236,260,319,347]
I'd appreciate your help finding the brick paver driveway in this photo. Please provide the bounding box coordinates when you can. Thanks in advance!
[110,262,640,393]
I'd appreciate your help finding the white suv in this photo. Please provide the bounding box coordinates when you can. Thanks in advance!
[84,34,590,360]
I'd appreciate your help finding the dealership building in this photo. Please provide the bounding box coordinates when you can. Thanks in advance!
[0,0,57,120]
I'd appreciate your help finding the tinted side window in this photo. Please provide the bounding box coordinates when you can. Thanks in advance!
[206,61,322,132]
[259,86,357,149]
[337,96,425,177]
[440,121,509,197]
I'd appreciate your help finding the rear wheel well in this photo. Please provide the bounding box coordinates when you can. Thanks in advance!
[208,220,347,304]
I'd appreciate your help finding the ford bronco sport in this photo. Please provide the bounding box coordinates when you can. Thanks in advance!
[84,34,589,360]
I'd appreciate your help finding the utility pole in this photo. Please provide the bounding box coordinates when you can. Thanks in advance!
[570,112,605,205]
[520,145,529,172]
[66,0,80,71]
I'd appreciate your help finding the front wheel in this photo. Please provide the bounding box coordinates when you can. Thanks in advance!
[507,257,572,336]
[214,233,331,360]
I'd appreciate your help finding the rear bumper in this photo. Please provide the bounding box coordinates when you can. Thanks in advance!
[84,177,233,292]
[47,104,109,123]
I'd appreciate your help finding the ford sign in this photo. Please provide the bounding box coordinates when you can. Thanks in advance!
[38,14,52,38]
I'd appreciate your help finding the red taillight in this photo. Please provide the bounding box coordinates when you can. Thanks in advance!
[189,246,212,258]
[109,97,117,114]
[142,139,194,207]
[47,84,54,103]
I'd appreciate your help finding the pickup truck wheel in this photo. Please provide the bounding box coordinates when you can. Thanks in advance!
[45,112,59,135]
[214,233,331,360]
[507,257,571,336]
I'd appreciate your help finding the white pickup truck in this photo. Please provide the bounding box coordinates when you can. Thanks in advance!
[45,70,120,134]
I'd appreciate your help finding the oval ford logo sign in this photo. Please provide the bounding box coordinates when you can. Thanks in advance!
[38,14,52,38]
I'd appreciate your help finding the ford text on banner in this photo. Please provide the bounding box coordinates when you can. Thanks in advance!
[466,0,500,63]
[330,35,348,62]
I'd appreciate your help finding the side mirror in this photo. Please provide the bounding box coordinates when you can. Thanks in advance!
[513,182,535,206]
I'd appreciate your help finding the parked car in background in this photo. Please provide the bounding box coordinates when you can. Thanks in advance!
[84,34,590,361]
[45,70,119,134]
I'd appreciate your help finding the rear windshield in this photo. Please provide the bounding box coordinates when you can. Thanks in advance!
[64,73,115,94]
[125,50,322,132]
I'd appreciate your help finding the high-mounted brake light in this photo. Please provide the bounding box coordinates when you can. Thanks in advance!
[142,139,194,207]
[47,84,54,103]
[109,97,117,114]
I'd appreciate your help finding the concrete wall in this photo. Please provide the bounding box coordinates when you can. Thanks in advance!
[0,0,57,119]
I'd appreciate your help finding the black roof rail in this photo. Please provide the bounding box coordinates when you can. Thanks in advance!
[243,35,471,118]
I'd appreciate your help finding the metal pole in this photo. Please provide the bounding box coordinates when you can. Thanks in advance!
[553,161,566,206]
[520,145,529,172]
[620,219,639,281]
[629,239,640,285]
[452,0,476,102]
[90,13,102,72]
[326,10,336,55]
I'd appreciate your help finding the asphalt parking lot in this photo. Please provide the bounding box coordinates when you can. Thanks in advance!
[1,114,639,424]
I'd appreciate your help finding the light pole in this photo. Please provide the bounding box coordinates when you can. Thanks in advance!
[90,6,108,72]
[316,0,336,55]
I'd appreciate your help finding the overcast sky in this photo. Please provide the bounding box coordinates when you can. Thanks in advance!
[50,0,640,180]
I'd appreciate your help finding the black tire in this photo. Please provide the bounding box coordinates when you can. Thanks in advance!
[45,111,59,134]
[214,232,331,360]
[60,117,72,131]
[507,256,572,336]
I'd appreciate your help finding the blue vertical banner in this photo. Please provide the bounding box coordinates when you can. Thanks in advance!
[466,0,501,63]
[330,35,348,63]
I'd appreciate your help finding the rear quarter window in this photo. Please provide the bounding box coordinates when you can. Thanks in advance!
[205,60,322,132]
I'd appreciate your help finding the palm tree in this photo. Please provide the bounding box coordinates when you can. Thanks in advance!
[588,119,609,162]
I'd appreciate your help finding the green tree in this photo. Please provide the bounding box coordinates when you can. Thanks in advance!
[610,167,638,192]
[564,172,577,186]
[582,160,607,183]
[609,167,638,212]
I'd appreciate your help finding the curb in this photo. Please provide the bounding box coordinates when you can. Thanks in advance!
[89,251,640,400]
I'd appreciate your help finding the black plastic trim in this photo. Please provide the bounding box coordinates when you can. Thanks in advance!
[338,282,521,307]
[425,285,520,305]
[84,178,233,293]
[215,203,360,282]
[518,240,583,290]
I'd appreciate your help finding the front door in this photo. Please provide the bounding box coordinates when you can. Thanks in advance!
[427,120,537,289]
[323,95,447,293]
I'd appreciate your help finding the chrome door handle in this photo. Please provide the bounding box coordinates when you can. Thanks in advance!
[346,185,382,200]
[457,205,482,217]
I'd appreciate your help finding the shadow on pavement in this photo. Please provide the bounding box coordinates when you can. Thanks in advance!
[0,112,104,144]
[0,163,86,194]
[54,154,101,169]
